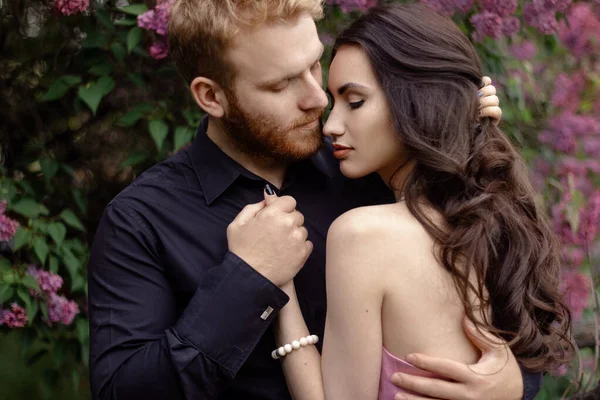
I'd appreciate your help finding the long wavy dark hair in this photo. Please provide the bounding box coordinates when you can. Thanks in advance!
[332,3,573,372]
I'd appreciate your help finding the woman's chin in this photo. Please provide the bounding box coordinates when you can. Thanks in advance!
[339,163,370,179]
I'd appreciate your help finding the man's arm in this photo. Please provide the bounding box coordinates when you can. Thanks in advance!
[88,200,288,400]
[390,317,543,400]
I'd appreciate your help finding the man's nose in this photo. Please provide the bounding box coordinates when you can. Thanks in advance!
[299,77,328,111]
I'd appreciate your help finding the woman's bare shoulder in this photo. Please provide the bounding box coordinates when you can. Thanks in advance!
[327,202,425,245]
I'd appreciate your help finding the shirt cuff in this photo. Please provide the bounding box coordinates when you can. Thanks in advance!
[174,251,289,374]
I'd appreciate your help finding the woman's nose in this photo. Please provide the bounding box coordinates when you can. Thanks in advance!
[322,112,344,138]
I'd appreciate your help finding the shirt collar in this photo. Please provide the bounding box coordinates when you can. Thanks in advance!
[190,116,335,205]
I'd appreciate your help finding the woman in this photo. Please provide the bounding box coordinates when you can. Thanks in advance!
[273,3,572,399]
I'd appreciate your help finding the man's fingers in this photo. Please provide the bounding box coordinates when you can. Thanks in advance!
[391,372,461,400]
[393,393,437,400]
[405,353,472,382]
[233,201,266,225]
[292,210,305,227]
[463,318,505,354]
[264,187,277,206]
[304,240,314,259]
[267,195,297,213]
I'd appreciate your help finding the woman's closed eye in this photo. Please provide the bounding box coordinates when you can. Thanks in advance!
[349,100,365,109]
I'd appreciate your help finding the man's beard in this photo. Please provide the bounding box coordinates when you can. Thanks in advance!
[220,91,325,163]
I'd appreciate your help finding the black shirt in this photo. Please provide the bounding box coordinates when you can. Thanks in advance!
[88,117,541,400]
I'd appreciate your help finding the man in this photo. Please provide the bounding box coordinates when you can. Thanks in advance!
[88,1,539,399]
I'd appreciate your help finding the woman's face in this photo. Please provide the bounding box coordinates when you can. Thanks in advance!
[324,45,406,181]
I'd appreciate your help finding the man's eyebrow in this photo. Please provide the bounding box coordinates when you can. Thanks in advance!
[260,43,325,87]
[337,82,368,95]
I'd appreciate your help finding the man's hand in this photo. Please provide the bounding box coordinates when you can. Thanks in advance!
[227,187,312,287]
[479,76,502,125]
[391,317,523,400]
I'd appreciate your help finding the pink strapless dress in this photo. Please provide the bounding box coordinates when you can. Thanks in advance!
[378,347,441,399]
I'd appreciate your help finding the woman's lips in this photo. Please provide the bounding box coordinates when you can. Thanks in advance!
[332,144,353,159]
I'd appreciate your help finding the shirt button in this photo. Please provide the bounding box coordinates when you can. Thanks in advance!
[260,306,274,320]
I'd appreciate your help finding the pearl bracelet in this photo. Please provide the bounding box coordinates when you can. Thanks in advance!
[271,334,319,360]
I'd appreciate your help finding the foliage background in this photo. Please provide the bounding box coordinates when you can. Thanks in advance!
[0,0,599,399]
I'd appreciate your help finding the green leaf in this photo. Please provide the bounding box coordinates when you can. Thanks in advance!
[76,318,89,344]
[49,256,59,274]
[33,237,49,265]
[77,83,105,115]
[81,31,111,49]
[48,222,67,247]
[62,248,81,281]
[60,209,85,231]
[27,300,38,326]
[95,8,116,32]
[40,158,60,183]
[98,76,116,96]
[149,120,169,150]
[72,189,88,214]
[116,103,152,127]
[22,275,41,293]
[128,73,146,89]
[0,284,14,303]
[110,43,127,66]
[32,220,49,234]
[41,80,70,102]
[16,288,31,310]
[114,17,138,26]
[89,63,114,76]
[118,4,149,15]
[120,152,148,168]
[0,258,10,272]
[40,301,49,321]
[127,27,143,53]
[13,226,31,251]
[26,349,49,367]
[62,75,82,86]
[117,109,144,127]
[174,127,193,152]
[11,198,45,218]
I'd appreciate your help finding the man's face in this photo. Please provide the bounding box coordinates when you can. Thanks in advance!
[222,14,329,163]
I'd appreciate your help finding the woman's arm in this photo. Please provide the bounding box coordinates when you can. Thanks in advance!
[321,213,384,400]
[275,211,385,400]
[274,283,325,400]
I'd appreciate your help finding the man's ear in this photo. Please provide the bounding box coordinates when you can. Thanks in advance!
[190,77,228,118]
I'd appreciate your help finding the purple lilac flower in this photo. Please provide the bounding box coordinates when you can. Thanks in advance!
[450,0,475,13]
[470,11,503,41]
[509,41,537,60]
[47,293,79,326]
[580,192,600,243]
[0,200,19,242]
[560,269,590,321]
[138,0,174,59]
[551,72,586,111]
[480,0,517,17]
[559,3,600,57]
[149,40,169,60]
[501,16,520,36]
[1,304,28,328]
[533,0,572,13]
[419,0,456,15]
[327,0,378,12]
[53,0,89,16]
[562,247,585,268]
[524,3,559,34]
[27,266,63,295]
